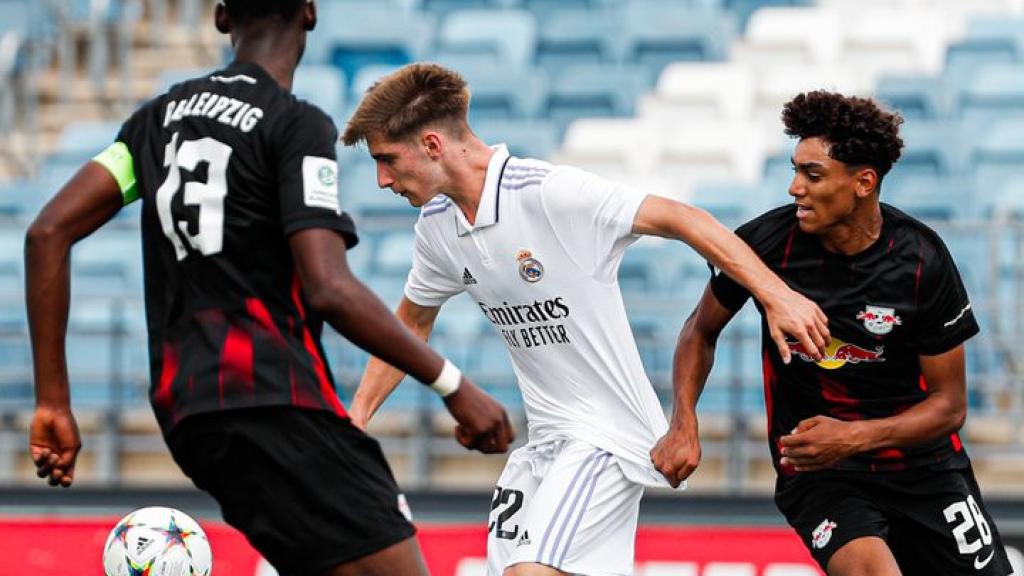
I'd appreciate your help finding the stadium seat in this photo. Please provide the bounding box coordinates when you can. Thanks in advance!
[348,64,401,102]
[542,64,649,132]
[946,17,1024,79]
[889,120,966,176]
[533,7,618,73]
[840,7,952,78]
[658,121,766,186]
[50,121,121,164]
[620,3,735,73]
[874,74,951,120]
[552,118,659,182]
[437,56,546,120]
[434,9,537,71]
[473,118,559,160]
[970,118,1024,192]
[640,61,755,124]
[292,65,347,122]
[883,174,972,221]
[733,6,842,67]
[956,63,1024,124]
[304,5,434,84]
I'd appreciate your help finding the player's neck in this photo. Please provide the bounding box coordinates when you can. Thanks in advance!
[444,138,496,226]
[820,200,884,256]
[231,30,303,91]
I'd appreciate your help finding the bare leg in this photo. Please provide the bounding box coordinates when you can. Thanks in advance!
[826,536,902,576]
[503,562,571,576]
[327,536,429,576]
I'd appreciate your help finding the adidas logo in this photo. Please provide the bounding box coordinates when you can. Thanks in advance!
[462,267,478,285]
[136,535,153,555]
[517,530,531,547]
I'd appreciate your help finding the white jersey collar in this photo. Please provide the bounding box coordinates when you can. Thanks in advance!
[455,144,511,237]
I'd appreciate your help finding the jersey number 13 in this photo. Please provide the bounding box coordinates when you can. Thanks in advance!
[156,132,233,261]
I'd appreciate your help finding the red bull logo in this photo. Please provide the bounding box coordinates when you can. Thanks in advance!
[788,337,885,369]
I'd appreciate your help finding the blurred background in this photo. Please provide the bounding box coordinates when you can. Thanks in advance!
[0,0,1022,574]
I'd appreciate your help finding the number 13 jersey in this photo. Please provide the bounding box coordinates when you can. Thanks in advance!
[96,61,358,435]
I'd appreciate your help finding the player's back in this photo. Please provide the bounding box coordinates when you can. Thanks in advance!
[111,61,357,433]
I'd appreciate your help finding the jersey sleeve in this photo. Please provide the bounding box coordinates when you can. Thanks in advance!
[914,236,979,355]
[93,107,148,205]
[707,219,758,312]
[404,218,464,307]
[273,103,358,247]
[540,167,647,282]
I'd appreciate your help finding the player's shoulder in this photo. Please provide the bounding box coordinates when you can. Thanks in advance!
[882,202,953,260]
[419,194,455,221]
[735,204,799,252]
[499,156,556,194]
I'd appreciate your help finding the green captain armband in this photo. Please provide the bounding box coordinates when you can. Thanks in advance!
[93,141,138,205]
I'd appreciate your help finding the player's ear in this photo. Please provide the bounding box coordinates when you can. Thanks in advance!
[303,0,317,31]
[855,167,878,198]
[423,132,443,159]
[214,1,231,34]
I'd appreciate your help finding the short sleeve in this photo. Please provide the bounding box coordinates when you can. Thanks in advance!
[914,237,979,355]
[274,103,358,248]
[540,167,647,282]
[404,219,464,307]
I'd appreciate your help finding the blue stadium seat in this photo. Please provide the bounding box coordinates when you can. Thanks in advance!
[946,17,1024,78]
[956,63,1024,124]
[874,74,950,120]
[51,121,121,164]
[971,118,1024,193]
[438,56,547,119]
[435,9,538,71]
[473,118,558,160]
[895,121,966,176]
[304,4,434,84]
[292,65,347,122]
[542,64,650,132]
[534,7,618,73]
[620,3,735,73]
[883,174,971,221]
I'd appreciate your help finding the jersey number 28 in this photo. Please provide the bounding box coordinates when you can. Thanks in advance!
[156,132,233,260]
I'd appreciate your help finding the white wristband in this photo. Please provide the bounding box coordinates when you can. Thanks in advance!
[429,359,461,398]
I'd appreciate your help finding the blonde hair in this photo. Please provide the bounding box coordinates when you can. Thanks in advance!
[342,62,470,145]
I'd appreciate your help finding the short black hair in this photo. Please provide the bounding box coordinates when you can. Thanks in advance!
[222,0,307,23]
[782,90,904,180]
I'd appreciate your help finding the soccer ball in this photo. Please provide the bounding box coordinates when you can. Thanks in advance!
[102,506,213,576]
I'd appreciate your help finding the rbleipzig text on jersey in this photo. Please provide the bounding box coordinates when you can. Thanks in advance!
[163,92,264,133]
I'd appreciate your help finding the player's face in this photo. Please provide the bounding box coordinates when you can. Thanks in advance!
[367,135,443,207]
[788,137,863,235]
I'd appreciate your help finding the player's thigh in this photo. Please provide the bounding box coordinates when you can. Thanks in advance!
[506,440,642,576]
[775,475,891,572]
[328,536,428,576]
[503,562,569,576]
[885,467,1013,576]
[825,536,901,576]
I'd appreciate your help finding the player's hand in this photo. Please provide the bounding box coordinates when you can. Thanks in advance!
[779,415,864,472]
[762,288,829,364]
[650,424,701,488]
[444,377,515,454]
[29,404,82,488]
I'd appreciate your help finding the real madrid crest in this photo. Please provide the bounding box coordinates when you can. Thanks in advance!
[516,249,544,283]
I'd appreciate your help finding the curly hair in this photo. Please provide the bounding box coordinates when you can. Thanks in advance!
[221,0,307,24]
[342,63,470,146]
[782,90,904,180]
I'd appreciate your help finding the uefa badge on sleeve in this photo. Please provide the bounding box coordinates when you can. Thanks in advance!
[516,249,544,283]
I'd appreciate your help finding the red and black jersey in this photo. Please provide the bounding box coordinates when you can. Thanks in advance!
[709,203,978,476]
[112,61,358,434]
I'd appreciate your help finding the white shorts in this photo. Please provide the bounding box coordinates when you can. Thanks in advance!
[486,438,644,576]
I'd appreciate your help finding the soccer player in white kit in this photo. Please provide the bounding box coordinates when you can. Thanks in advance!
[343,64,830,576]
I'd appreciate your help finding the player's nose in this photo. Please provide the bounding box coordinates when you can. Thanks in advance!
[376,165,394,189]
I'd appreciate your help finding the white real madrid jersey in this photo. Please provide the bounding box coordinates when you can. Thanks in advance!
[405,145,674,488]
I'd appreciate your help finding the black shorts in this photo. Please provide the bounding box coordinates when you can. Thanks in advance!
[167,406,416,576]
[775,466,1012,575]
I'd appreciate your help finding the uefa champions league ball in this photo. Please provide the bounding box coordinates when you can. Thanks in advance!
[102,506,213,576]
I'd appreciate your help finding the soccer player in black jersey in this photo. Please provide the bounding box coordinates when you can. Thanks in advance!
[25,1,514,574]
[651,91,1012,576]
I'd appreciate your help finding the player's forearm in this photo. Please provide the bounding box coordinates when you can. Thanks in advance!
[309,277,443,385]
[667,321,716,432]
[354,305,435,422]
[676,207,787,304]
[24,224,73,407]
[851,392,966,453]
